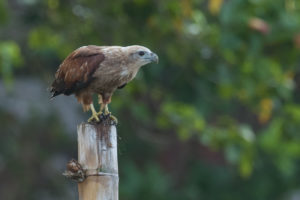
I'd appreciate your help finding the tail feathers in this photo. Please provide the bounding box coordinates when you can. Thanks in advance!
[50,90,61,99]
[50,78,65,99]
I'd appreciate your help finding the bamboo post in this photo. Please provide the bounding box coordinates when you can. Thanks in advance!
[64,122,118,200]
[78,123,118,200]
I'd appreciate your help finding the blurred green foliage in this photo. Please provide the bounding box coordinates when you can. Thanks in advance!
[0,41,23,86]
[1,0,300,199]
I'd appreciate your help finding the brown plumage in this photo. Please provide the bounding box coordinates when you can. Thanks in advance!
[50,45,158,123]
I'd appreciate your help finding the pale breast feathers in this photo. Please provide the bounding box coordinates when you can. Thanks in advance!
[50,45,105,97]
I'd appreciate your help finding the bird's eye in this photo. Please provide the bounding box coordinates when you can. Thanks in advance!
[138,51,145,56]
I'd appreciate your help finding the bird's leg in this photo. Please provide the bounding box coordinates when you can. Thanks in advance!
[98,104,105,115]
[88,103,100,122]
[96,95,104,115]
[104,104,118,124]
[104,104,109,115]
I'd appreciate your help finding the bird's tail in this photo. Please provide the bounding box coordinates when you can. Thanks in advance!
[50,90,60,99]
[49,78,65,99]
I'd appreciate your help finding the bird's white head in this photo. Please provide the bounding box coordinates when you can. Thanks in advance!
[123,45,159,68]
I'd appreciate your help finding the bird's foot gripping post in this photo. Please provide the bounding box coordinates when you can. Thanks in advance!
[63,122,119,200]
[88,104,100,122]
[88,112,118,126]
[88,102,118,125]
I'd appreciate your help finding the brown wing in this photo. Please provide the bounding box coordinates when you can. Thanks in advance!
[50,45,105,98]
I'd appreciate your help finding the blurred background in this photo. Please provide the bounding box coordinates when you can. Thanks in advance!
[1,0,300,199]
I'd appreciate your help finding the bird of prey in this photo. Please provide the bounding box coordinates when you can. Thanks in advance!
[50,45,158,123]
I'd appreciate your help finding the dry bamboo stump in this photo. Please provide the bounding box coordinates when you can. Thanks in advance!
[64,121,118,200]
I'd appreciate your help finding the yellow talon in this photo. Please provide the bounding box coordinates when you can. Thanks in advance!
[104,104,118,124]
[88,102,118,124]
[88,113,100,122]
[88,103,100,122]
[109,115,118,124]
[96,111,103,116]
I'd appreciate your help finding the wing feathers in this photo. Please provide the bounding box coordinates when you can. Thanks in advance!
[50,46,105,97]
